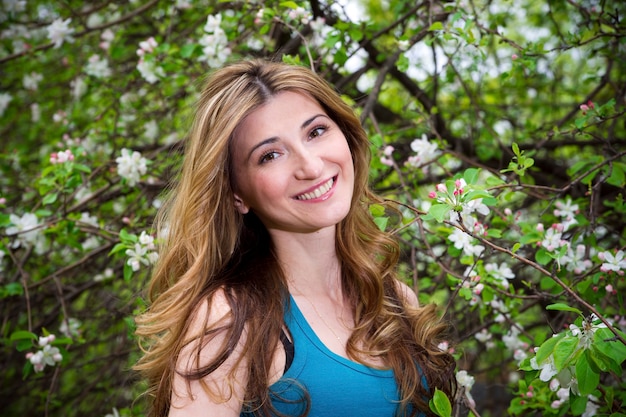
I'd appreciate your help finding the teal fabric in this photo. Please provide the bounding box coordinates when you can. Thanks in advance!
[242,295,425,417]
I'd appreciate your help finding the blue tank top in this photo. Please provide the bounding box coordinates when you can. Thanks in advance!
[241,295,423,416]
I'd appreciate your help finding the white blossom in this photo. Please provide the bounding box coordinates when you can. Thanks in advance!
[530,353,558,382]
[60,318,82,338]
[104,407,121,417]
[143,120,159,141]
[31,103,41,122]
[582,395,599,417]
[85,55,112,78]
[554,198,578,230]
[0,92,12,117]
[71,77,87,100]
[569,315,607,350]
[137,59,165,84]
[6,212,41,249]
[541,226,567,252]
[23,72,44,91]
[455,370,476,407]
[560,244,592,274]
[47,18,75,48]
[485,262,515,289]
[598,250,626,274]
[204,14,223,33]
[406,134,441,168]
[448,228,485,257]
[115,148,148,186]
[125,231,158,272]
[198,14,231,67]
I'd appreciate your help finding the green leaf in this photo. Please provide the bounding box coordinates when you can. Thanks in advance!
[42,192,58,205]
[553,336,579,370]
[428,22,444,31]
[429,388,452,417]
[570,394,588,415]
[535,248,552,265]
[535,334,563,364]
[463,167,480,184]
[546,303,583,315]
[279,1,299,9]
[180,43,198,58]
[427,204,450,222]
[576,352,600,396]
[10,330,37,341]
[373,216,388,231]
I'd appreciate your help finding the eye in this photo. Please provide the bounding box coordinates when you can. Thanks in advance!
[309,125,328,140]
[259,151,280,164]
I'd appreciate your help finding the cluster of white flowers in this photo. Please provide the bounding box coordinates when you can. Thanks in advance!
[49,149,74,164]
[538,223,568,252]
[136,37,165,84]
[85,54,112,78]
[94,267,114,282]
[143,120,159,141]
[570,314,607,350]
[560,244,593,274]
[115,148,148,186]
[125,231,158,271]
[26,334,62,373]
[502,326,529,364]
[198,14,231,67]
[455,370,476,408]
[448,227,485,257]
[23,72,43,91]
[6,212,43,250]
[484,262,515,289]
[553,198,579,231]
[406,134,441,168]
[47,18,75,48]
[59,317,82,339]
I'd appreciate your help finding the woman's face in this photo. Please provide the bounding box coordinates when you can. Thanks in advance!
[231,91,355,236]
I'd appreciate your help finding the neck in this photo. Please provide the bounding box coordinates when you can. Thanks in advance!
[269,227,343,298]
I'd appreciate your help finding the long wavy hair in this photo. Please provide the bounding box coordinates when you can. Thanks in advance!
[134,59,456,417]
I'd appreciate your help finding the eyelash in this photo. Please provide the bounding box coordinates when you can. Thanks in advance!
[257,124,330,165]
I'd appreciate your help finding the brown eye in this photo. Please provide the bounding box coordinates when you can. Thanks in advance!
[309,125,327,140]
[259,151,279,164]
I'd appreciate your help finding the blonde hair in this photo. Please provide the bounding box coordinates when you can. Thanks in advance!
[135,59,455,417]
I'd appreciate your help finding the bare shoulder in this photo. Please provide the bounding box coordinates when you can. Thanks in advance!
[170,287,246,417]
[394,280,419,308]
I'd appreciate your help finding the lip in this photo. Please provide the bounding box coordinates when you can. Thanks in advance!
[293,176,337,201]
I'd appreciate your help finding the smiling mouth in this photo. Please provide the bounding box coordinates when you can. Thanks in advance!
[295,177,335,201]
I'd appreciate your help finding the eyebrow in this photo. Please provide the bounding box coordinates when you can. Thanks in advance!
[246,114,327,161]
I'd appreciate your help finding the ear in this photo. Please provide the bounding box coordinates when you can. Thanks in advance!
[233,193,249,214]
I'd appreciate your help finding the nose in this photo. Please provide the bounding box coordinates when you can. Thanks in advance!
[293,147,323,180]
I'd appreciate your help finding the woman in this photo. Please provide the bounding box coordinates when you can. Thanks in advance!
[135,59,456,417]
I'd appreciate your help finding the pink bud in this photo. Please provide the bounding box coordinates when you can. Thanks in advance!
[512,54,518,60]
[436,183,446,193]
[587,100,594,109]
[536,223,544,232]
[428,191,437,199]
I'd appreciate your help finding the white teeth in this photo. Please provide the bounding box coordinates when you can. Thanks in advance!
[297,178,334,200]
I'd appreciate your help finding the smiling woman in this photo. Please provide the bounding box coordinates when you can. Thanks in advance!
[134,59,456,417]
[231,91,355,234]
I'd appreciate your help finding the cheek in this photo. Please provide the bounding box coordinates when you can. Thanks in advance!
[241,172,286,207]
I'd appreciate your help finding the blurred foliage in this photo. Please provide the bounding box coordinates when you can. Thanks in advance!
[0,0,625,416]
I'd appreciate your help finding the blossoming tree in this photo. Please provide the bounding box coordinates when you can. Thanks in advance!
[1,1,624,416]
